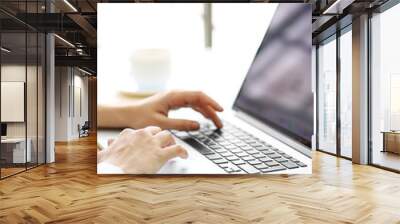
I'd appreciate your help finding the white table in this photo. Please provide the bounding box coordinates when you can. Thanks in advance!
[1,138,31,163]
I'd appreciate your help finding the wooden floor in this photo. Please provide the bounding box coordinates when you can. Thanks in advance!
[372,150,400,171]
[1,135,400,224]
[1,167,26,178]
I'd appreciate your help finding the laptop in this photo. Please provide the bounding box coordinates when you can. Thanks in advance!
[98,4,313,174]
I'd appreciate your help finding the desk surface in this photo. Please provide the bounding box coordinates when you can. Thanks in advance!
[1,138,26,144]
[381,131,400,134]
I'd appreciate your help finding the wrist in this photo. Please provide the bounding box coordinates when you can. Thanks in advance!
[118,103,143,129]
[98,103,141,129]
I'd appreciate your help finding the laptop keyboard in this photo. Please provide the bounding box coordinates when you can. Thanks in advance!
[171,121,307,174]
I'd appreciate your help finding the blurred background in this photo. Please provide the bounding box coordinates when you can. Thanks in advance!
[97,4,277,109]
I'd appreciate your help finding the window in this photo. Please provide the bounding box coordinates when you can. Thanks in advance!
[339,28,352,158]
[0,1,46,179]
[370,2,400,171]
[316,25,353,159]
[317,36,337,155]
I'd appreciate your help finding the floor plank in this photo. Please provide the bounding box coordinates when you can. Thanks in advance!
[0,135,400,224]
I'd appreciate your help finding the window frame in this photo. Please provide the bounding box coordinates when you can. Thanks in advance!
[315,23,353,161]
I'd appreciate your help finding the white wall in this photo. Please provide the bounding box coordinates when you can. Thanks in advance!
[75,74,89,120]
[55,67,89,141]
[55,66,69,141]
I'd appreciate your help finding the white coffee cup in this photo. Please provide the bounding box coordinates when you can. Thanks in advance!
[130,49,171,92]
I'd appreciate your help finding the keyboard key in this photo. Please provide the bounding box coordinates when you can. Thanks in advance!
[189,131,202,136]
[208,142,217,147]
[269,153,281,159]
[202,139,212,145]
[219,141,231,146]
[209,134,220,139]
[238,164,260,174]
[183,138,214,155]
[296,161,307,167]
[197,136,207,141]
[189,131,201,135]
[213,158,229,164]
[253,153,265,159]
[259,157,272,162]
[173,131,190,139]
[254,163,269,170]
[279,153,292,159]
[242,156,255,161]
[206,154,222,160]
[215,148,228,152]
[218,163,230,169]
[201,130,213,135]
[246,150,259,155]
[235,152,248,157]
[260,150,275,155]
[230,148,242,153]
[220,152,233,157]
[230,139,242,143]
[243,139,257,144]
[248,160,262,165]
[224,145,237,150]
[235,142,248,147]
[226,155,240,161]
[280,161,299,169]
[238,135,251,140]
[265,161,280,167]
[240,146,253,151]
[260,165,287,173]
[232,160,246,165]
[210,145,222,150]
[223,134,235,139]
[249,143,263,147]
[275,157,289,163]
[223,163,242,173]
[255,146,271,150]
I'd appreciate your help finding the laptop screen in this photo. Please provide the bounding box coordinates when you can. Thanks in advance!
[233,4,313,148]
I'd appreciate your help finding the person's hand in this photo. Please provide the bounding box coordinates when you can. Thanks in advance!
[100,126,188,174]
[124,90,224,131]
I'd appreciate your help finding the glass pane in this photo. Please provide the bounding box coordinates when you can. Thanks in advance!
[340,29,352,158]
[318,37,337,154]
[1,31,27,177]
[27,31,38,169]
[371,4,400,171]
[26,0,39,169]
[38,32,45,165]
